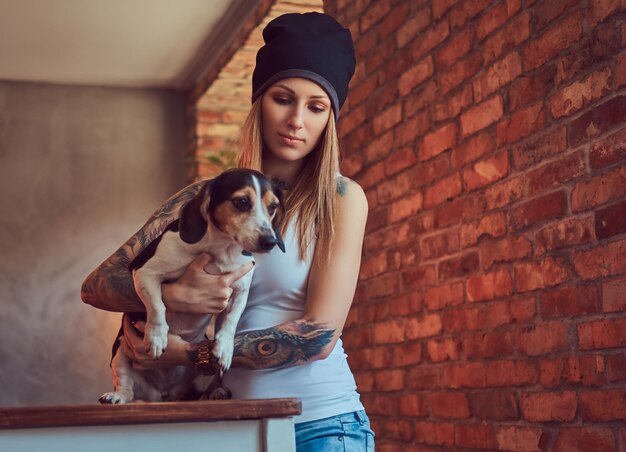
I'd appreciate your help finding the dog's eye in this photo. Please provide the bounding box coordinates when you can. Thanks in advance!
[232,197,251,212]
[267,202,278,215]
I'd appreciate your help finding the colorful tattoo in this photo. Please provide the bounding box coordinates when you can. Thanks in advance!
[336,177,348,197]
[232,321,335,369]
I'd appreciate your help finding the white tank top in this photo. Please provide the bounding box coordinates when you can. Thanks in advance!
[222,221,364,423]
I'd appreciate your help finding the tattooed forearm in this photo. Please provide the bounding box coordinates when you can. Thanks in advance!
[231,321,336,370]
[80,181,205,312]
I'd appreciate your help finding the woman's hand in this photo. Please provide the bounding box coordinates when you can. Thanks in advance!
[161,253,254,314]
[121,316,191,369]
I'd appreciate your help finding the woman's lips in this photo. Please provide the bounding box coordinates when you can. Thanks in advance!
[278,133,303,146]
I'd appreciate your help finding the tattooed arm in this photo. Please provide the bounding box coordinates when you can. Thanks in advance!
[80,181,206,312]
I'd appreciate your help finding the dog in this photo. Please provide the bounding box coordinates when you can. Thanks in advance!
[99,168,285,403]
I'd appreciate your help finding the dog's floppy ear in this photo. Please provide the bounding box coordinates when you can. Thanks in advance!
[179,180,212,244]
[271,185,286,253]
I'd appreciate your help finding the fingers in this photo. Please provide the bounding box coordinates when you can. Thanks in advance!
[224,261,255,285]
[189,252,213,272]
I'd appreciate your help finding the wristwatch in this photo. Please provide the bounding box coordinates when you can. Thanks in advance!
[193,340,219,375]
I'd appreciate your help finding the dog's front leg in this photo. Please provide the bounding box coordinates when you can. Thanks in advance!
[100,347,135,404]
[212,287,249,371]
[132,269,169,359]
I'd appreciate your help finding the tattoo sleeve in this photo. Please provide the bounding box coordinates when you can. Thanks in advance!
[230,320,336,370]
[80,181,205,312]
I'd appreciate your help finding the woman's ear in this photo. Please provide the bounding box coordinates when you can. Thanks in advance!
[179,181,212,244]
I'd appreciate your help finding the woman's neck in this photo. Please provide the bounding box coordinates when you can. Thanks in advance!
[262,154,304,188]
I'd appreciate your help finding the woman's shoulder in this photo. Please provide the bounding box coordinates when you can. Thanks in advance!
[335,176,368,211]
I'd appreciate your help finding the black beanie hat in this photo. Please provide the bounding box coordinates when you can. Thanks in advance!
[251,12,356,119]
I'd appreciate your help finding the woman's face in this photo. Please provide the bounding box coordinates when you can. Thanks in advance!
[261,77,331,164]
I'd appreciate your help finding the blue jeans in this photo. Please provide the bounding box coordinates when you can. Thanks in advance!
[295,410,375,451]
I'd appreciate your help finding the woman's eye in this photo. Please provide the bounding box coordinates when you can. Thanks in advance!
[232,197,251,211]
[273,96,291,105]
[309,104,326,113]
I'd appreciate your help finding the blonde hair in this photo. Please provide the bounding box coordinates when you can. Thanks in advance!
[237,97,340,263]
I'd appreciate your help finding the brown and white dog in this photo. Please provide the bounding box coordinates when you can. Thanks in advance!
[99,168,285,404]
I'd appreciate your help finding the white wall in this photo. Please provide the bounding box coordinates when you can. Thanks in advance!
[0,81,187,406]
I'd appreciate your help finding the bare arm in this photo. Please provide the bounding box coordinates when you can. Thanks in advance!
[80,181,205,312]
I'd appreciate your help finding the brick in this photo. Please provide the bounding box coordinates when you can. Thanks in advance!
[360,252,388,280]
[373,103,402,135]
[523,12,583,70]
[569,95,626,146]
[421,228,460,260]
[451,132,495,169]
[433,0,456,18]
[393,342,423,368]
[364,129,394,164]
[444,363,486,388]
[405,314,442,339]
[396,6,431,48]
[374,369,405,391]
[607,353,626,382]
[438,251,479,281]
[338,102,367,136]
[424,173,462,207]
[465,330,514,358]
[427,338,462,362]
[411,19,450,60]
[435,27,473,68]
[380,418,413,442]
[476,0,522,40]
[407,367,442,390]
[461,95,504,137]
[455,423,497,450]
[367,272,400,298]
[402,264,437,290]
[444,296,535,332]
[525,152,586,196]
[398,56,434,96]
[486,360,539,386]
[440,50,482,94]
[590,126,626,169]
[433,193,486,228]
[595,199,626,239]
[354,372,374,393]
[480,235,532,269]
[550,67,612,118]
[515,256,571,292]
[385,146,417,177]
[521,391,577,421]
[394,110,430,146]
[463,150,510,191]
[341,154,363,177]
[388,192,423,224]
[540,355,606,388]
[473,52,523,102]
[428,392,469,419]
[388,291,423,317]
[496,426,543,452]
[460,211,507,247]
[603,276,626,312]
[483,12,530,64]
[535,216,594,255]
[469,391,518,420]
[509,190,568,232]
[433,83,473,123]
[580,389,626,420]
[378,2,410,40]
[359,0,390,32]
[574,237,626,280]
[555,428,615,452]
[497,101,546,146]
[617,52,626,89]
[424,282,464,312]
[588,0,624,27]
[519,321,570,355]
[449,0,493,29]
[509,64,557,112]
[542,285,599,318]
[420,122,457,161]
[535,0,579,29]
[467,269,513,303]
[573,164,626,212]
[412,153,450,188]
[484,175,524,210]
[511,127,566,170]
[397,392,427,416]
[579,317,626,350]
[414,421,454,447]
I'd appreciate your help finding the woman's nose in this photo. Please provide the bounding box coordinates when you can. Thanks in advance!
[287,107,304,129]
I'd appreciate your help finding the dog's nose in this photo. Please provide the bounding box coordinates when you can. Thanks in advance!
[258,235,278,251]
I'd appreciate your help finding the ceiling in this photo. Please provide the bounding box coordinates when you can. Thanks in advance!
[0,0,256,90]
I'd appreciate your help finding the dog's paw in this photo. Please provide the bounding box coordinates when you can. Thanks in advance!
[212,336,234,371]
[144,323,168,359]
[208,386,232,400]
[99,392,130,404]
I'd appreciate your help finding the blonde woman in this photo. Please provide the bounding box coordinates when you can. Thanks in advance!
[82,12,373,451]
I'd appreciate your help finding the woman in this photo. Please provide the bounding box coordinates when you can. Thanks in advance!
[82,12,373,451]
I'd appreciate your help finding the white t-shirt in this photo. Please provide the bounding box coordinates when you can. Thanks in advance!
[222,221,364,423]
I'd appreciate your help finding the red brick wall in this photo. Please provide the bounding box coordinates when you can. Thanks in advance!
[324,0,626,450]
